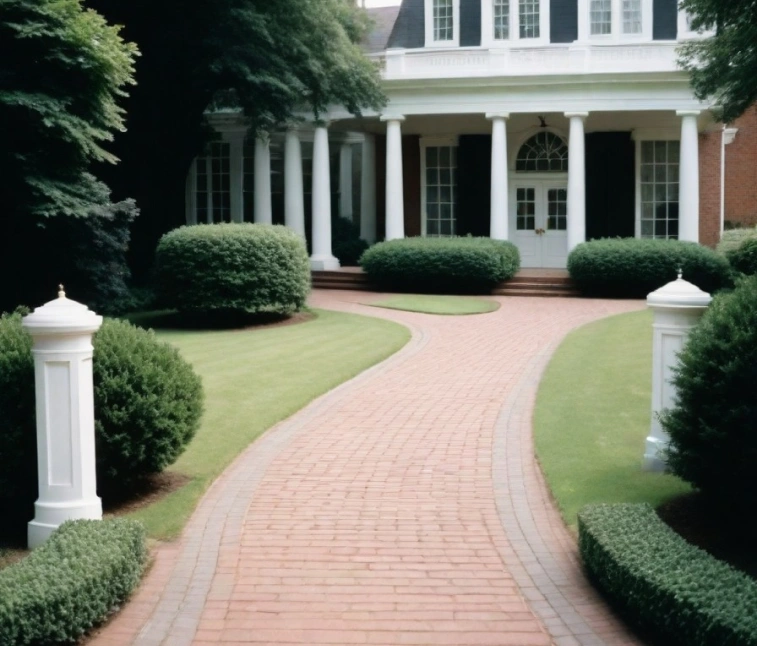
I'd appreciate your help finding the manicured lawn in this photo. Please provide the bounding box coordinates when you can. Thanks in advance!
[367,294,499,315]
[122,308,409,540]
[534,309,690,530]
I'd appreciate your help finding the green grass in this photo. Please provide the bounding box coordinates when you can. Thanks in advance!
[534,309,690,530]
[121,308,410,539]
[367,294,499,315]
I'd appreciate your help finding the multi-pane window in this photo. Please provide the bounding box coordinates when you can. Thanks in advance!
[516,188,536,231]
[425,146,457,237]
[547,189,567,231]
[195,142,231,223]
[433,0,454,41]
[515,132,569,172]
[493,0,510,40]
[590,0,612,35]
[622,0,642,33]
[519,0,540,38]
[640,141,680,239]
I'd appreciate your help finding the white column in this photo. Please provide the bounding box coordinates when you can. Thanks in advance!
[360,134,377,244]
[381,115,406,240]
[339,143,354,221]
[22,288,103,549]
[677,110,701,243]
[644,275,711,471]
[487,113,510,240]
[566,112,588,251]
[284,129,306,238]
[229,132,244,223]
[254,135,273,225]
[311,123,340,271]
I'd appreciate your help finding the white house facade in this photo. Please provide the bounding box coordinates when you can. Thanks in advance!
[185,0,746,270]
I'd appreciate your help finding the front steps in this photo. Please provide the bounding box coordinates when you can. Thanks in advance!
[312,268,581,298]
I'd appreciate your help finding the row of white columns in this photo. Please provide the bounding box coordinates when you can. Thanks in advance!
[381,110,702,248]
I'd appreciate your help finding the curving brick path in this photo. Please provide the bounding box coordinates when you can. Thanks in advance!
[90,291,647,646]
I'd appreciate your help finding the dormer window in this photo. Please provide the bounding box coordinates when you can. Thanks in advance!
[580,0,651,41]
[425,0,460,47]
[482,0,549,46]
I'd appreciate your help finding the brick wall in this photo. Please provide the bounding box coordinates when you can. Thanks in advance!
[724,105,757,228]
[699,130,721,247]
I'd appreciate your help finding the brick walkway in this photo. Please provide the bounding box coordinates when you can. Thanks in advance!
[90,291,646,646]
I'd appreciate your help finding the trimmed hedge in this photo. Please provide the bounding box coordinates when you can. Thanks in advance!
[359,237,520,292]
[579,504,757,646]
[0,519,147,646]
[661,276,757,510]
[717,226,757,256]
[0,314,203,502]
[567,238,733,297]
[156,223,310,315]
[726,238,757,275]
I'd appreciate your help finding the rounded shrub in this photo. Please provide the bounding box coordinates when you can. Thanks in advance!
[0,314,203,504]
[155,223,310,316]
[567,238,733,297]
[716,225,757,256]
[661,276,757,512]
[726,237,757,275]
[360,237,520,292]
[332,216,369,266]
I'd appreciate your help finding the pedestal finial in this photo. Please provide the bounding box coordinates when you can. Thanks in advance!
[58,284,65,298]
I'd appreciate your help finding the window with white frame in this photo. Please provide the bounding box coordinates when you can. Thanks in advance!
[515,132,569,172]
[433,0,454,41]
[590,0,612,35]
[519,0,540,39]
[195,142,231,223]
[493,0,510,40]
[424,146,458,237]
[622,0,642,33]
[640,141,680,239]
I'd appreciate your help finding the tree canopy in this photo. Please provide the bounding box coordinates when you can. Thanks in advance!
[0,0,137,219]
[678,0,757,123]
[83,0,386,278]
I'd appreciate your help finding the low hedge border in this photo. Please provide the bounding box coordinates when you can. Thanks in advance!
[578,504,757,646]
[0,519,147,646]
[359,237,520,293]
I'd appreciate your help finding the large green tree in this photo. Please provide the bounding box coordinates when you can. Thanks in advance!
[679,0,757,123]
[84,0,386,279]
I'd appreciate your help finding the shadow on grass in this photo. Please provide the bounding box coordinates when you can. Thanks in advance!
[125,309,315,331]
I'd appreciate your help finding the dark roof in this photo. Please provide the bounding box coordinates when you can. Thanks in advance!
[363,6,402,53]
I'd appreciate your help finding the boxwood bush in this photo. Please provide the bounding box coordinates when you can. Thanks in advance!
[579,504,757,646]
[0,314,203,504]
[661,276,757,512]
[717,225,757,256]
[359,237,520,292]
[0,519,147,646]
[156,223,310,316]
[726,238,757,276]
[567,238,733,297]
[332,216,369,266]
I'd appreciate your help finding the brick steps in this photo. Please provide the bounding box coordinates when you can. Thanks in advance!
[311,270,581,298]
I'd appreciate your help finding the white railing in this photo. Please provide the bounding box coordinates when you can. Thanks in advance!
[382,42,682,80]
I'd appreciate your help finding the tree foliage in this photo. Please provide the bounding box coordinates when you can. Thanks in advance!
[678,0,757,122]
[83,0,386,279]
[0,0,137,219]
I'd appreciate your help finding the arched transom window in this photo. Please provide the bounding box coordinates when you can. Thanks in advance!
[515,132,569,172]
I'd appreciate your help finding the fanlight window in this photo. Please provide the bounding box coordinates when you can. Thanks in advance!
[515,132,569,172]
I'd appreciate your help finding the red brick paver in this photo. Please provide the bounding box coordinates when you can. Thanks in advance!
[90,292,645,646]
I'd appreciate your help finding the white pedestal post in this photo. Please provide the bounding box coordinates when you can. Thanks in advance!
[643,274,711,471]
[360,134,377,244]
[677,110,701,243]
[310,123,340,271]
[381,115,406,241]
[487,113,510,241]
[285,129,306,239]
[565,112,588,252]
[22,287,103,549]
[254,135,273,225]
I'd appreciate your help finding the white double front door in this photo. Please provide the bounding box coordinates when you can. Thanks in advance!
[509,179,569,268]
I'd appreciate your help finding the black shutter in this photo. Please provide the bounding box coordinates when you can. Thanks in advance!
[387,0,426,49]
[653,0,678,40]
[550,0,578,43]
[460,0,482,46]
[457,136,492,237]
